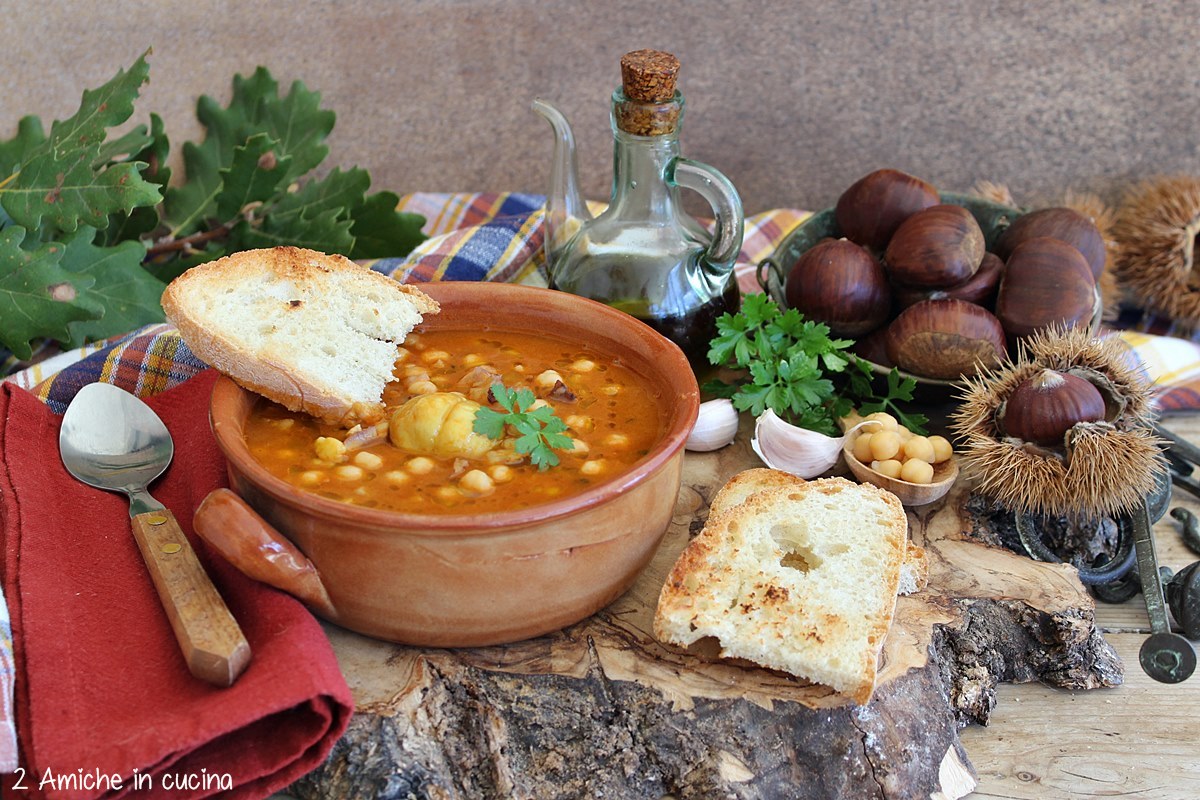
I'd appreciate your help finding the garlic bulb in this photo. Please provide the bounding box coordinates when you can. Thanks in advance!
[685,398,739,451]
[751,409,863,478]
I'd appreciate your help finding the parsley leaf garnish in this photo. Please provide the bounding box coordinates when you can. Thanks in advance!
[704,295,928,436]
[473,382,574,470]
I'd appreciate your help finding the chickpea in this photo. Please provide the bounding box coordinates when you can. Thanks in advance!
[871,459,904,479]
[604,433,630,448]
[383,470,410,487]
[865,411,899,431]
[529,398,551,411]
[580,459,606,476]
[565,414,594,433]
[902,436,936,464]
[421,349,451,364]
[566,438,590,456]
[298,470,327,486]
[314,436,347,463]
[435,486,461,503]
[535,369,564,388]
[273,418,295,430]
[852,432,875,463]
[353,451,384,470]
[332,465,365,482]
[406,456,435,475]
[489,465,515,483]
[459,469,496,496]
[408,380,438,395]
[896,426,914,443]
[600,384,621,396]
[570,358,597,373]
[928,435,954,464]
[463,353,489,367]
[868,430,902,461]
[900,458,935,484]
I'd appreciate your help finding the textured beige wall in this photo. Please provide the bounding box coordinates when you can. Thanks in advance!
[3,1,1196,216]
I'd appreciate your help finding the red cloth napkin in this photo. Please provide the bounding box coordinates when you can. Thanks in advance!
[0,370,352,800]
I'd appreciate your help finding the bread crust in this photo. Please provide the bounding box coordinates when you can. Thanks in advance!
[162,246,438,427]
[654,470,909,705]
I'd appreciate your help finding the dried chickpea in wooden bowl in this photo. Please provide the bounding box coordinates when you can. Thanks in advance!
[842,411,958,506]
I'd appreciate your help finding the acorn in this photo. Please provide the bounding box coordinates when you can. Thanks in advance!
[950,325,1165,520]
[995,206,1106,280]
[835,168,940,252]
[884,204,985,289]
[994,237,1098,347]
[998,368,1107,446]
[785,238,891,336]
[884,298,1007,380]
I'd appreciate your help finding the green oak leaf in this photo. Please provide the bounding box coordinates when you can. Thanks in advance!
[0,227,102,358]
[349,191,428,259]
[104,113,172,245]
[215,132,292,221]
[1,51,160,235]
[0,116,46,178]
[164,137,223,237]
[57,227,162,347]
[231,205,354,253]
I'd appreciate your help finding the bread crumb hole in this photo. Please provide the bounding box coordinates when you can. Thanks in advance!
[770,522,821,572]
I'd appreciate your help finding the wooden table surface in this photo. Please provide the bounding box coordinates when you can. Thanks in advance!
[958,412,1200,800]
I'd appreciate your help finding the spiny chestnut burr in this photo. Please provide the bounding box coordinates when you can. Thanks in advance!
[995,236,1097,346]
[1000,368,1106,446]
[884,204,986,289]
[995,206,1106,280]
[785,239,891,336]
[884,298,1007,380]
[834,168,940,252]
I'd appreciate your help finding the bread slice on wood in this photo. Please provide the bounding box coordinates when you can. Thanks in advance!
[162,246,438,427]
[655,473,909,705]
[708,467,927,595]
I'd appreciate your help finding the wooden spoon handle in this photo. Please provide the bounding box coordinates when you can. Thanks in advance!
[131,509,252,687]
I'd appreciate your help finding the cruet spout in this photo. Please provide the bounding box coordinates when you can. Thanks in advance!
[532,98,592,264]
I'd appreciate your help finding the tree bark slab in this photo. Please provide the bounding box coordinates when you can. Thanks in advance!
[290,434,1121,800]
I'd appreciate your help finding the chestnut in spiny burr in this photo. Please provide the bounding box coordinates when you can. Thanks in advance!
[999,368,1107,446]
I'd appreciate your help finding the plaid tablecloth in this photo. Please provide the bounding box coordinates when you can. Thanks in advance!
[3,191,1200,772]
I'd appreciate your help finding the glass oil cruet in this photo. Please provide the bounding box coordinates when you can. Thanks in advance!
[532,49,745,371]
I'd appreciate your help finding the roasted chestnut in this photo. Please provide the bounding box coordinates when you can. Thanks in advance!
[834,169,940,252]
[894,251,1005,309]
[884,298,1007,380]
[785,239,891,336]
[994,236,1097,346]
[884,204,985,289]
[994,207,1106,280]
[999,368,1107,445]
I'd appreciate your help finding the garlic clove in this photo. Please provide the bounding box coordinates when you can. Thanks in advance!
[751,409,862,479]
[685,398,739,452]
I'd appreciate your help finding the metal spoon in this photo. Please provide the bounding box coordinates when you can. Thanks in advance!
[59,382,251,687]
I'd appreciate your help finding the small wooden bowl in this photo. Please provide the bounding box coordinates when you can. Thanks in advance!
[841,428,959,506]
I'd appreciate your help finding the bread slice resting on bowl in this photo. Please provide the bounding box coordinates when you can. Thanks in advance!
[162,246,439,428]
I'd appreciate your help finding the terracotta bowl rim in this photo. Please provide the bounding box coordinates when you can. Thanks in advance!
[209,281,700,535]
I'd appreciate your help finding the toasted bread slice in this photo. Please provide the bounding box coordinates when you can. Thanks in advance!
[708,467,927,595]
[655,474,908,704]
[162,246,438,427]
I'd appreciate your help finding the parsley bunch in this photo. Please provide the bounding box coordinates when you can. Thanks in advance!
[473,383,574,470]
[705,294,927,435]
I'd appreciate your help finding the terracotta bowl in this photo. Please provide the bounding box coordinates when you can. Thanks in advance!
[207,281,699,647]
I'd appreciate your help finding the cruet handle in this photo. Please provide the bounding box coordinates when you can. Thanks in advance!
[666,157,745,272]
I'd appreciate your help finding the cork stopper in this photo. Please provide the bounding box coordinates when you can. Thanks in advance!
[620,49,680,102]
[616,49,682,136]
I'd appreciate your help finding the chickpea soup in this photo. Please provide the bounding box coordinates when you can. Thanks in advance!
[243,328,666,514]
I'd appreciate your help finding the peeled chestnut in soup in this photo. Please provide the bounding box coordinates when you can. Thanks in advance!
[834,168,940,252]
[884,204,985,289]
[995,236,1097,346]
[994,206,1105,280]
[1000,369,1107,446]
[786,239,891,337]
[884,298,1007,380]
